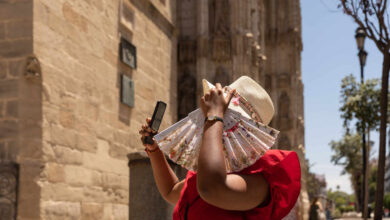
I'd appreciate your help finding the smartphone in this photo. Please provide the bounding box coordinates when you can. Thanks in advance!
[144,101,167,145]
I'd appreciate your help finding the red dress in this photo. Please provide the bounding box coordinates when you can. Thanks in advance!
[172,150,301,220]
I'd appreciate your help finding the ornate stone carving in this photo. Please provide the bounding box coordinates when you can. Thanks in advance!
[211,37,231,61]
[278,133,291,150]
[209,0,231,61]
[277,73,291,89]
[209,0,230,37]
[178,68,197,120]
[25,55,41,78]
[213,66,230,87]
[178,40,197,63]
[0,162,18,220]
[265,74,272,93]
[278,91,292,130]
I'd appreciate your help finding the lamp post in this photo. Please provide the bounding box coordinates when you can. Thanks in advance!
[355,27,367,82]
[355,27,368,219]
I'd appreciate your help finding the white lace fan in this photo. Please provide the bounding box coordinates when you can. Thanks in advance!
[154,77,279,172]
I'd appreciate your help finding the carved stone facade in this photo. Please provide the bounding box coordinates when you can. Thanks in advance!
[1,0,307,219]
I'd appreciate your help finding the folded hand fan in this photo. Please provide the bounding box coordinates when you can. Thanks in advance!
[154,78,279,172]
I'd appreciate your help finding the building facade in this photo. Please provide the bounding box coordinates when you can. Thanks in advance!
[0,0,306,219]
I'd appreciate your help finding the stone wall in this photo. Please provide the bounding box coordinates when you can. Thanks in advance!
[31,0,177,219]
[0,0,43,219]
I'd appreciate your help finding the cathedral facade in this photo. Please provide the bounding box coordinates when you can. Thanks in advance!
[0,0,307,219]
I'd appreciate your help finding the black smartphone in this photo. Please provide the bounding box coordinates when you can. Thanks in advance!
[144,101,167,145]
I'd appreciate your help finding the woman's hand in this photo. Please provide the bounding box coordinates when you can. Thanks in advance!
[139,118,159,151]
[200,83,235,117]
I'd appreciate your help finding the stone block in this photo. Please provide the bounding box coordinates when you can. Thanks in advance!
[50,125,77,148]
[6,19,33,39]
[109,143,129,161]
[42,105,58,125]
[62,2,88,32]
[78,101,100,121]
[64,165,93,187]
[0,101,3,117]
[81,202,104,220]
[46,163,65,183]
[0,141,5,160]
[95,123,113,141]
[83,139,128,174]
[75,134,97,153]
[0,39,32,58]
[63,76,80,96]
[59,109,75,128]
[83,186,128,204]
[0,60,6,78]
[18,161,42,219]
[8,57,25,77]
[74,117,96,136]
[19,99,41,120]
[41,182,84,202]
[0,79,18,99]
[52,145,83,165]
[0,22,5,40]
[43,201,81,220]
[19,120,41,138]
[113,130,130,146]
[6,99,18,117]
[112,204,128,220]
[100,172,128,190]
[18,138,41,159]
[0,120,17,138]
[0,1,32,20]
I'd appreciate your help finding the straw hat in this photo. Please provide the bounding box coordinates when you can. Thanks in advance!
[202,75,275,125]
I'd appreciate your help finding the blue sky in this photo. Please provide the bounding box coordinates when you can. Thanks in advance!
[301,0,383,193]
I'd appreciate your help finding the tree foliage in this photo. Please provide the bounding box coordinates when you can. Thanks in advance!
[330,133,363,210]
[339,0,390,53]
[340,74,381,133]
[306,159,327,201]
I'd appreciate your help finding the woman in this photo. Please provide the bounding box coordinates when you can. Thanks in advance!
[139,80,301,219]
[309,197,325,220]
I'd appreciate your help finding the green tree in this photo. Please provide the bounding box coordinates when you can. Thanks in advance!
[384,193,390,210]
[338,1,390,218]
[339,74,380,215]
[328,189,356,216]
[305,159,326,201]
[330,133,363,211]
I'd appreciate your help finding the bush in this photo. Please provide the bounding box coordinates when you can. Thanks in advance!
[384,193,390,209]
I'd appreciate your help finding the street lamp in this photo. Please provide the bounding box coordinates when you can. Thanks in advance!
[358,49,368,81]
[355,27,368,82]
[355,26,369,219]
[355,27,366,51]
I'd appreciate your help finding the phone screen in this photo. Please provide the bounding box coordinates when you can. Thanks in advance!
[151,102,166,131]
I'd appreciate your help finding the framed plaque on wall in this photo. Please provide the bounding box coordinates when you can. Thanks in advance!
[120,37,137,69]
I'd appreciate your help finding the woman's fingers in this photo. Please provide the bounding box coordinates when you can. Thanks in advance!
[215,83,222,90]
[226,88,236,104]
[204,93,210,101]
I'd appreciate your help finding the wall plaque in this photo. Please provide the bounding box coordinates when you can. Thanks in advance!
[121,74,135,107]
[120,37,137,69]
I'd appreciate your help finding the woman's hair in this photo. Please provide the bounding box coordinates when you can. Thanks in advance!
[311,197,319,206]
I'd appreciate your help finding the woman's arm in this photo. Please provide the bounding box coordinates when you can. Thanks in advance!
[140,118,185,205]
[197,84,269,211]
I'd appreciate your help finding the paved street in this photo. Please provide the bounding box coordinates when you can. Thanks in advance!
[338,218,390,220]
